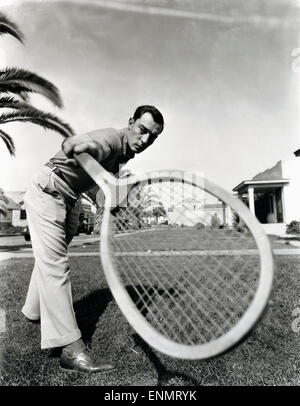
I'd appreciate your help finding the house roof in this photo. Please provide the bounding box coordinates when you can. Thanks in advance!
[232,160,290,193]
[5,191,26,206]
[1,196,20,210]
[294,149,300,156]
[0,190,25,210]
[204,203,224,209]
[252,161,283,181]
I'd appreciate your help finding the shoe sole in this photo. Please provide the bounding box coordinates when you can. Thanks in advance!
[59,366,116,374]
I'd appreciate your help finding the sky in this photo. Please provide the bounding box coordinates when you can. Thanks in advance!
[0,0,299,192]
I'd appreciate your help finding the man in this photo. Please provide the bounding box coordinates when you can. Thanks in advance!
[22,105,164,373]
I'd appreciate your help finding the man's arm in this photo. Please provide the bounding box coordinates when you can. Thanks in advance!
[62,129,120,166]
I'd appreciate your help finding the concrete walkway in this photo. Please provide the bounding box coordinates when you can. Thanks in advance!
[1,247,300,262]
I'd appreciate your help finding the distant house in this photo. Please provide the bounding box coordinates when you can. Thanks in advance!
[0,191,27,228]
[232,150,300,235]
[0,190,96,232]
[5,191,27,227]
[167,198,233,227]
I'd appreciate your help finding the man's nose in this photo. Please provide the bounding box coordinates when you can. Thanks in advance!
[141,133,150,145]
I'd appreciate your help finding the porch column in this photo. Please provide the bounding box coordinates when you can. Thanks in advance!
[272,193,277,218]
[222,202,226,225]
[248,186,255,215]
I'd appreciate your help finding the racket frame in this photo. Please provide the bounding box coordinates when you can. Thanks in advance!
[75,153,274,360]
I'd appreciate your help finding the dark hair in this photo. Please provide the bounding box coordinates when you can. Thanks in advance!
[133,105,164,132]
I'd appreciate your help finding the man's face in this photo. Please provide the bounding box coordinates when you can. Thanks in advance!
[127,112,162,154]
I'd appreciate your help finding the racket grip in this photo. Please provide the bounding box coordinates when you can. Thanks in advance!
[74,152,115,184]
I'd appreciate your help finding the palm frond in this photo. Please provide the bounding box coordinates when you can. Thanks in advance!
[18,91,30,102]
[0,95,32,110]
[0,109,74,139]
[0,68,63,107]
[0,81,32,95]
[0,12,24,44]
[0,128,15,156]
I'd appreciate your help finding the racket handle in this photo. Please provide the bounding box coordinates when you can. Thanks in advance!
[74,152,115,184]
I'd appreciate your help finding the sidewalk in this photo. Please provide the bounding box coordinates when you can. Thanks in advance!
[1,247,300,262]
[0,234,99,249]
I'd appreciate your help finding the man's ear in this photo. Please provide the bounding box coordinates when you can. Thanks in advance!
[128,117,134,128]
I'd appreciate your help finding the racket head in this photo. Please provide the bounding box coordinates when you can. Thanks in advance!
[98,171,273,360]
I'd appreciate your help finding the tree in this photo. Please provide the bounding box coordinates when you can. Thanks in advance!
[0,12,74,156]
[210,212,221,229]
[152,204,167,225]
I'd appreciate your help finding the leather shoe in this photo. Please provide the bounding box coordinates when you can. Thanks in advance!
[59,347,116,373]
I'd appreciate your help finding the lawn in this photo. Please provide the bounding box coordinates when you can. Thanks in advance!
[0,251,300,386]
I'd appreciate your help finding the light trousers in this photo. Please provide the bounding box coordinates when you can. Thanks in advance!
[22,166,82,349]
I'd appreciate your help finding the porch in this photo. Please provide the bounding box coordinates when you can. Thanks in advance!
[232,179,289,235]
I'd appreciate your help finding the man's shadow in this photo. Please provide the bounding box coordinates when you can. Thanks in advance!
[73,288,113,344]
[72,286,200,386]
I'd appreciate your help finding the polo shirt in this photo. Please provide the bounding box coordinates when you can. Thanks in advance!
[49,127,135,193]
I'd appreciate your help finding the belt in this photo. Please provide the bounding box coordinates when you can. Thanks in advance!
[45,161,73,190]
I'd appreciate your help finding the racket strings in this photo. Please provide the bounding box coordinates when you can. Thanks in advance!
[112,205,258,307]
[157,183,257,250]
[136,183,260,286]
[189,254,257,308]
[111,216,226,343]
[111,222,256,334]
[146,256,235,341]
[110,227,209,343]
[123,261,202,344]
[109,180,260,345]
[148,184,259,298]
[150,253,251,338]
[122,270,187,342]
[111,226,245,343]
[119,186,258,300]
[111,247,192,339]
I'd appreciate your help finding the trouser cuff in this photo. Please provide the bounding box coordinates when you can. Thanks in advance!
[41,329,82,349]
[21,307,40,321]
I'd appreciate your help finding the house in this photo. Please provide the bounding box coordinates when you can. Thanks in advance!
[5,191,27,227]
[232,150,300,235]
[0,190,96,231]
[167,199,233,227]
[139,180,233,227]
[0,190,26,228]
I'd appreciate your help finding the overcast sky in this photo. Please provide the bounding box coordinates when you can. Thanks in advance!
[0,0,299,192]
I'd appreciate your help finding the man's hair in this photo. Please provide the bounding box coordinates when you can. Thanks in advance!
[133,105,164,132]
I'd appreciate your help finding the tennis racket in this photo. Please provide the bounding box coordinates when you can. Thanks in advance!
[75,152,274,360]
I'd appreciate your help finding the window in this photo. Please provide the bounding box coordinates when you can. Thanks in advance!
[20,210,27,220]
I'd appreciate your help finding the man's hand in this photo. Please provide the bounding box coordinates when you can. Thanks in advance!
[62,134,101,161]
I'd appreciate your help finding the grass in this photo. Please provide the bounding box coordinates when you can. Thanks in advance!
[0,249,300,386]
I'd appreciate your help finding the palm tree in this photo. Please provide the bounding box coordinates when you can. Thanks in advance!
[0,12,24,43]
[0,12,74,156]
[152,204,167,225]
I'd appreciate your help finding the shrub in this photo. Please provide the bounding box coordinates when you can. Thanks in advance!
[194,222,205,230]
[232,212,249,233]
[286,220,300,235]
[0,225,24,235]
[210,213,221,229]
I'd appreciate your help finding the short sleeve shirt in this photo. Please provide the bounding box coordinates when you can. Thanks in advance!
[49,128,135,193]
